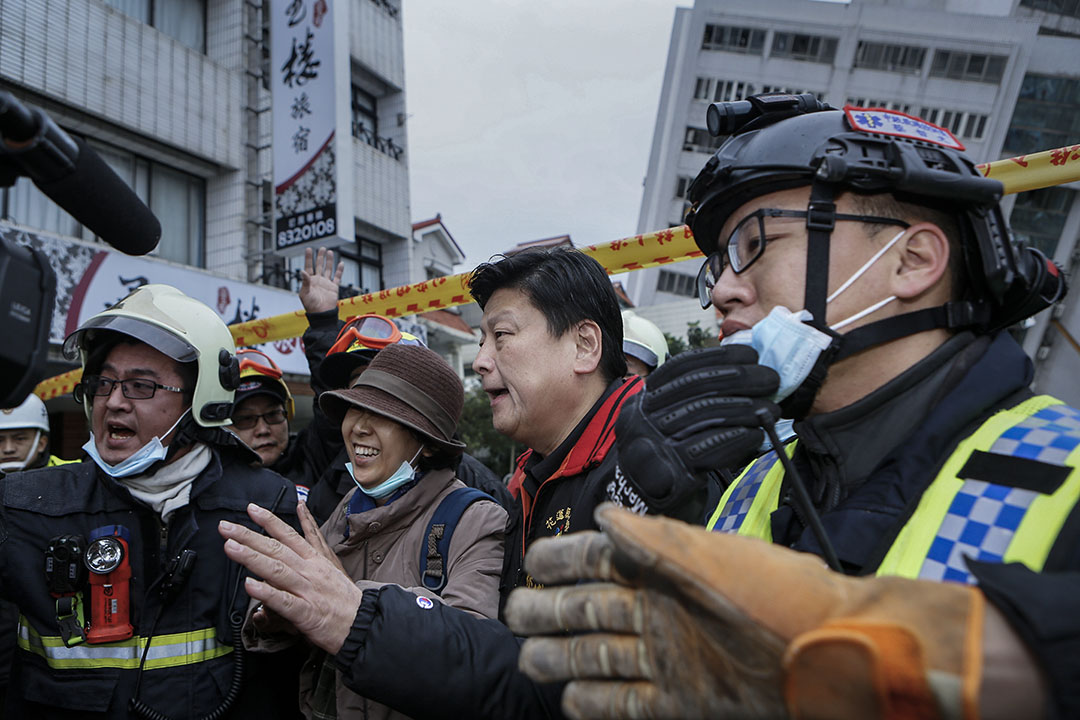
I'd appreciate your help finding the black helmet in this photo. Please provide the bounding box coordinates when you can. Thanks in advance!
[686,93,1065,337]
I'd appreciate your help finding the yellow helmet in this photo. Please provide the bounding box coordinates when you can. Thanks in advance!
[63,284,239,427]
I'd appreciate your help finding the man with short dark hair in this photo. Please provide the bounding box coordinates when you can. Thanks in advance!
[469,247,641,606]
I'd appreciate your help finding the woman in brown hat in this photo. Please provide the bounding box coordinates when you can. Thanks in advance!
[257,343,508,720]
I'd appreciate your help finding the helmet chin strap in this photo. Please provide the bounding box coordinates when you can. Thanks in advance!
[0,430,42,472]
[784,181,988,417]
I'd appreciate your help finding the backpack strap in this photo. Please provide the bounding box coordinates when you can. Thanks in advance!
[420,487,494,594]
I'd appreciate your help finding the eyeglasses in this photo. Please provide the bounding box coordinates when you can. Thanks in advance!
[79,375,185,400]
[237,348,283,379]
[695,208,910,308]
[230,408,288,430]
[327,314,403,357]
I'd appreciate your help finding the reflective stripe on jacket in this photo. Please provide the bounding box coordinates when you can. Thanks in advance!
[17,621,230,670]
[707,395,1080,581]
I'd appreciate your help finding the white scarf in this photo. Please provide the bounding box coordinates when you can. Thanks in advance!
[118,443,212,521]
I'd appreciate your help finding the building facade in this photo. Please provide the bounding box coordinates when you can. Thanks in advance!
[0,0,475,454]
[630,0,1080,404]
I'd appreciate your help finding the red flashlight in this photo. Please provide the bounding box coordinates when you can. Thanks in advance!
[84,525,133,644]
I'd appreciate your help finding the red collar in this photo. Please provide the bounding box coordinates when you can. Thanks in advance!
[508,375,643,549]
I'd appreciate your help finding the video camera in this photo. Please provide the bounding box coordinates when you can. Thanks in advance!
[0,88,162,407]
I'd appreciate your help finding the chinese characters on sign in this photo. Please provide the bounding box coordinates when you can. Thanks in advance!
[272,0,345,253]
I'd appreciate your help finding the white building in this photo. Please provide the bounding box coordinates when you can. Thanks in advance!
[630,0,1080,404]
[0,0,475,453]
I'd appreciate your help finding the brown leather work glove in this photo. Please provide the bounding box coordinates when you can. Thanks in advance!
[505,503,984,720]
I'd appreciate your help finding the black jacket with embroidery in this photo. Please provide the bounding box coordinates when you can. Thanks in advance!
[501,376,643,611]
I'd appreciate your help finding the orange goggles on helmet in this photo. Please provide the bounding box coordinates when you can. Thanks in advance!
[236,348,284,380]
[327,314,403,357]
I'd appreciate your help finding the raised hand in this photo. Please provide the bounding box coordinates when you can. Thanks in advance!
[300,246,346,314]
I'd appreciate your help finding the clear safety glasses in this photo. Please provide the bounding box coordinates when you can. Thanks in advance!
[695,208,909,309]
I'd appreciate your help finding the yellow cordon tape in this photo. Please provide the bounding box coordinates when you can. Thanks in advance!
[34,146,1080,401]
[975,144,1080,195]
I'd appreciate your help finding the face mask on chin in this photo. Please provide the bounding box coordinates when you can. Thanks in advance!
[83,410,189,478]
[721,228,906,407]
[347,445,424,500]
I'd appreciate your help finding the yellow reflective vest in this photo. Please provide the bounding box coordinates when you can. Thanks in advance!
[706,395,1080,582]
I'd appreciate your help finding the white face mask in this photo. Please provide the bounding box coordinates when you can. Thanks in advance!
[0,430,42,473]
[721,229,906,403]
[346,446,424,500]
[82,410,189,478]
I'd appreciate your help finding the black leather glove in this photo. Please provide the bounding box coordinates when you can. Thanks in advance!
[613,345,780,518]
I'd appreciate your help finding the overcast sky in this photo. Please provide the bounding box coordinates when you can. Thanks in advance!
[402,1,686,272]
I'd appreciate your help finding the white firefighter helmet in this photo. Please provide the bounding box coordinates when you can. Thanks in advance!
[0,393,50,433]
[622,310,668,371]
[0,394,50,472]
[63,284,239,427]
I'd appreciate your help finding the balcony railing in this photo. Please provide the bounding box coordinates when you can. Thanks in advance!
[351,122,404,161]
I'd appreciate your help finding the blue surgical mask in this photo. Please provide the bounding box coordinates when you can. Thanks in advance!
[721,229,906,403]
[82,410,189,478]
[758,418,796,453]
[347,446,423,500]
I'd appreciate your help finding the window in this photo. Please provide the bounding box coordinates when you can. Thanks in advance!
[854,41,927,74]
[930,51,1007,83]
[104,0,206,53]
[847,98,913,114]
[1004,74,1080,155]
[683,127,724,154]
[1010,187,1075,258]
[714,80,753,103]
[693,77,713,100]
[2,140,206,267]
[911,106,990,140]
[656,269,697,298]
[1020,0,1080,19]
[771,32,838,63]
[762,85,813,97]
[702,24,765,54]
[357,238,383,294]
[350,84,404,161]
[675,176,692,199]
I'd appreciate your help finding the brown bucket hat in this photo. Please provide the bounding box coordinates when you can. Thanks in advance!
[319,343,466,453]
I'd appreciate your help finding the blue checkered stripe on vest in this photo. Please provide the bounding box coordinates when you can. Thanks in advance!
[918,403,1080,584]
[712,452,781,534]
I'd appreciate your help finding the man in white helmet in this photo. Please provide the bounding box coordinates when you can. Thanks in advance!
[0,394,74,711]
[0,284,303,719]
[0,394,68,473]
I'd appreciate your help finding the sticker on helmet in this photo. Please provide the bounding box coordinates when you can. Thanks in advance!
[416,595,434,610]
[843,106,965,151]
